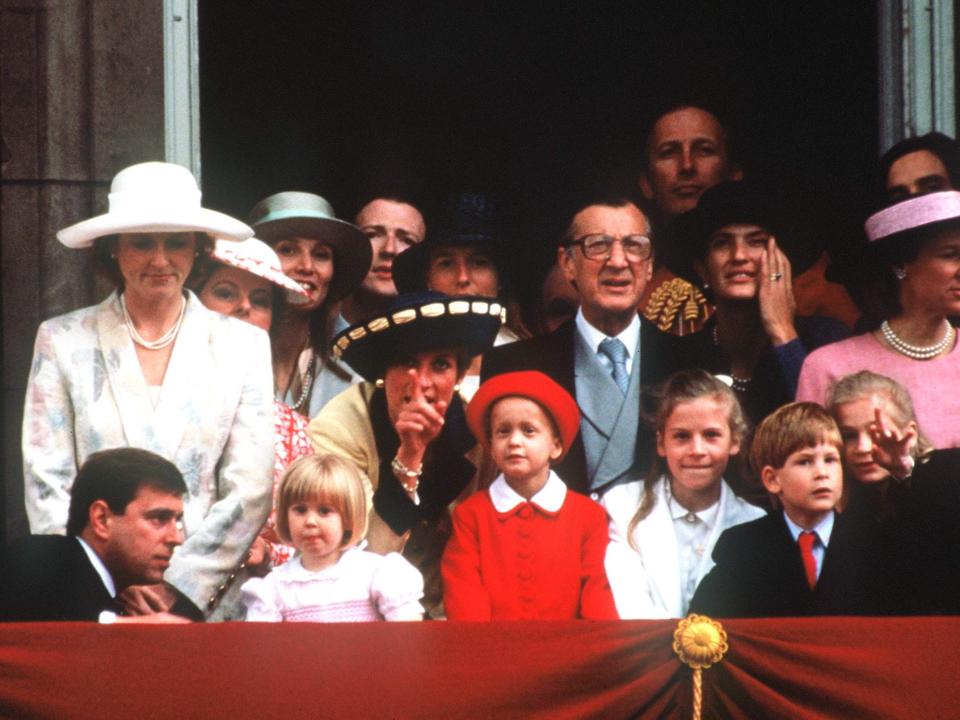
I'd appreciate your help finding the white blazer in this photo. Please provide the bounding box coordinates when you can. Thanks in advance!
[602,476,765,619]
[22,290,274,615]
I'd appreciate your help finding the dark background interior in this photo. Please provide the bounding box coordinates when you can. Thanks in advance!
[198,2,878,303]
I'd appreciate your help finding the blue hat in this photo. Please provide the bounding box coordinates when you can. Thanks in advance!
[391,192,510,294]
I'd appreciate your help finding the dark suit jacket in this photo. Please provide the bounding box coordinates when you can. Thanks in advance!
[0,535,204,622]
[481,318,686,495]
[689,511,886,618]
[874,448,960,615]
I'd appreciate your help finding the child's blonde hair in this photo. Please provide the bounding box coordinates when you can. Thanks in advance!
[750,402,842,476]
[826,370,933,459]
[627,370,747,547]
[275,454,368,548]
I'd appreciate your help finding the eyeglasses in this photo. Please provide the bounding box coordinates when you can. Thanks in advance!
[567,234,652,261]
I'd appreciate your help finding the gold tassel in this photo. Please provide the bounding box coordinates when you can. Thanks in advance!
[673,614,728,720]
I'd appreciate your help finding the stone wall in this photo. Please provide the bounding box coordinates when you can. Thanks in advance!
[1,0,164,541]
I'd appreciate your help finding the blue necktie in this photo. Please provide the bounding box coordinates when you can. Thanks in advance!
[599,337,629,395]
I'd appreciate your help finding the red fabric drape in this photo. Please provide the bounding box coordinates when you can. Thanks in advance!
[0,618,956,719]
[712,616,960,720]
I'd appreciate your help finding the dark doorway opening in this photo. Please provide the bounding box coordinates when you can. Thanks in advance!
[199,2,878,299]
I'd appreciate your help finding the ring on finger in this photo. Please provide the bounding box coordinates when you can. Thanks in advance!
[770,271,783,281]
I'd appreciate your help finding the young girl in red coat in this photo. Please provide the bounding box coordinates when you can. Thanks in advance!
[441,371,618,620]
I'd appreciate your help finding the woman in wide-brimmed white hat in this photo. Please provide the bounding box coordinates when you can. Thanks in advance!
[22,161,274,621]
[192,237,314,570]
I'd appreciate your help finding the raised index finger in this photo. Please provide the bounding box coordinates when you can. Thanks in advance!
[406,367,424,403]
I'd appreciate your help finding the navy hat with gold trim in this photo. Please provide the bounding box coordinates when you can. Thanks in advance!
[332,291,503,381]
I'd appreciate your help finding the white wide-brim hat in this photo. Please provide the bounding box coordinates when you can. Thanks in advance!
[57,161,253,249]
[210,237,308,297]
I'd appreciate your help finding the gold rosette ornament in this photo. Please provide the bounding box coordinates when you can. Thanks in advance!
[673,614,728,720]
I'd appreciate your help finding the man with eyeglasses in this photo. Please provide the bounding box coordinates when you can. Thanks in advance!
[0,448,202,622]
[482,196,685,497]
[339,194,427,328]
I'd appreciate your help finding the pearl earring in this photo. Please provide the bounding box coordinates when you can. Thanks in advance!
[375,378,384,389]
[453,383,462,393]
[894,267,907,280]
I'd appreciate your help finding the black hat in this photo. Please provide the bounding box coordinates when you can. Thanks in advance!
[392,192,509,294]
[332,291,503,381]
[661,180,823,287]
[248,191,372,302]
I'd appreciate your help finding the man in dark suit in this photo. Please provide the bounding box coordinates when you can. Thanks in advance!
[482,196,684,497]
[0,448,203,622]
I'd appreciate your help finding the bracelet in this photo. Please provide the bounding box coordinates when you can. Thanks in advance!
[391,456,423,493]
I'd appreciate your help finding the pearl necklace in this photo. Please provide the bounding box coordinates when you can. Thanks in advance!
[712,325,751,392]
[880,320,955,360]
[120,293,186,350]
[281,352,315,411]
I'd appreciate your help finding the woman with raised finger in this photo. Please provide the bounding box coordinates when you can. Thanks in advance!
[247,192,372,418]
[665,180,848,428]
[307,292,502,614]
[23,162,274,620]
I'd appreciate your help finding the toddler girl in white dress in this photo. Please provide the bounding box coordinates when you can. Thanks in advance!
[242,454,424,622]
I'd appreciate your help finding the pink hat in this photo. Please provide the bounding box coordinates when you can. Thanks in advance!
[865,190,960,243]
[211,237,307,296]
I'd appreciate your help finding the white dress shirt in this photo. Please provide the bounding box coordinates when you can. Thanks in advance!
[574,308,640,378]
[783,510,835,581]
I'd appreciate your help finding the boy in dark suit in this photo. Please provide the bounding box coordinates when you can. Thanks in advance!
[690,402,883,617]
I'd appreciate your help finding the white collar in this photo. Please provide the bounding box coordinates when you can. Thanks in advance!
[659,475,722,527]
[75,536,117,598]
[282,543,365,580]
[575,307,640,359]
[783,509,835,547]
[489,470,567,513]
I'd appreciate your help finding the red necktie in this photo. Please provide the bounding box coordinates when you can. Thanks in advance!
[798,531,818,589]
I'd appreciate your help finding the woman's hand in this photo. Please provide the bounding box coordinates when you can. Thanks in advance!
[758,235,798,346]
[118,582,177,615]
[394,368,447,469]
[869,404,917,480]
[245,537,272,577]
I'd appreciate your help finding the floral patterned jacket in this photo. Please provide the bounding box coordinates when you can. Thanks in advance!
[22,290,274,617]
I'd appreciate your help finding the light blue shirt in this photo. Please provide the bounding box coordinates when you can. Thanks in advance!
[783,510,835,581]
[574,308,641,378]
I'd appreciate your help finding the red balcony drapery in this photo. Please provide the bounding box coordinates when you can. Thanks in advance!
[0,617,956,719]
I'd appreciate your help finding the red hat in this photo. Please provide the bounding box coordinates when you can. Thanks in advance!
[467,371,581,457]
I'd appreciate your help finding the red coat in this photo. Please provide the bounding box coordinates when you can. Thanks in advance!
[442,474,618,620]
